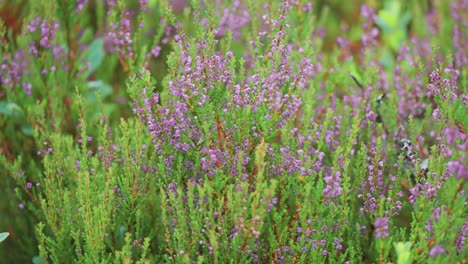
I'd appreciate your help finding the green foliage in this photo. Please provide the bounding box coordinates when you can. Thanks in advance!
[376,0,411,51]
[0,0,466,263]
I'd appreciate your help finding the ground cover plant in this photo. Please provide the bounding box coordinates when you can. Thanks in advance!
[0,0,467,263]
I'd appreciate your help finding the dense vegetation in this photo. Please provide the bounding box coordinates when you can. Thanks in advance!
[0,0,467,263]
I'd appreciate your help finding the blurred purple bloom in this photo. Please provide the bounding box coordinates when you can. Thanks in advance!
[139,0,148,11]
[107,0,116,9]
[429,244,446,257]
[446,160,468,180]
[22,82,32,96]
[432,109,441,120]
[0,50,27,89]
[76,0,88,13]
[215,0,250,40]
[360,5,379,49]
[149,45,161,59]
[167,182,177,195]
[323,170,343,198]
[106,12,134,59]
[374,217,389,238]
[26,16,42,33]
[39,19,60,49]
[456,221,468,253]
[170,0,187,13]
[451,0,468,67]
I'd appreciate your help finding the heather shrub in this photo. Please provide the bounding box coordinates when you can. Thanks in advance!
[0,0,467,263]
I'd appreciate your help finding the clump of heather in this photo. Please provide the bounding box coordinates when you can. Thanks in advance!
[0,0,467,263]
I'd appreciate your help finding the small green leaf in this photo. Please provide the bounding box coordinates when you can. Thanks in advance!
[21,123,34,136]
[376,13,395,32]
[85,38,105,77]
[398,12,412,29]
[394,241,412,264]
[0,232,9,243]
[86,80,113,102]
[0,102,25,118]
[376,0,411,51]
[32,256,45,264]
[119,225,126,239]
[380,49,395,69]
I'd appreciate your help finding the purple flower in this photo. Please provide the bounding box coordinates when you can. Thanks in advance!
[359,5,379,49]
[76,0,88,13]
[106,0,116,12]
[215,0,251,40]
[167,182,177,195]
[148,45,161,59]
[0,50,27,89]
[393,45,427,121]
[451,0,468,67]
[366,110,376,122]
[374,217,389,238]
[75,160,81,171]
[22,82,32,96]
[322,170,343,198]
[106,12,134,59]
[39,19,60,49]
[169,0,187,13]
[26,16,42,33]
[446,160,468,181]
[139,0,149,11]
[456,221,468,253]
[439,144,453,158]
[272,197,278,205]
[432,109,441,120]
[428,244,446,257]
